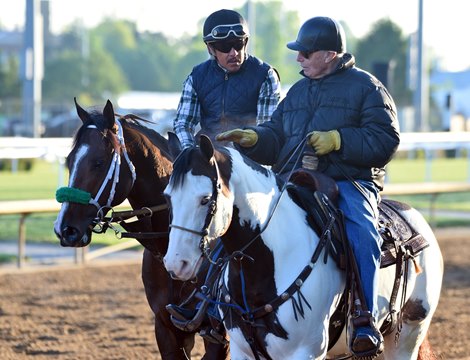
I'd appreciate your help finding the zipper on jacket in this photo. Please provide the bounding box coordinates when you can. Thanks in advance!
[221,72,229,117]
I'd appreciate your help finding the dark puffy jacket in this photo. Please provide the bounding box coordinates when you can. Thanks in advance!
[192,55,271,139]
[239,54,400,190]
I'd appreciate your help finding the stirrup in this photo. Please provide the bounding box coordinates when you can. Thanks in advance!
[166,298,210,332]
[200,326,228,345]
[350,311,384,358]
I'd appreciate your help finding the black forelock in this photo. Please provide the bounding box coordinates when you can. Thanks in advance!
[169,147,196,188]
[169,144,234,190]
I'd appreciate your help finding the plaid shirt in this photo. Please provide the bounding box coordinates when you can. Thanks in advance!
[173,67,281,148]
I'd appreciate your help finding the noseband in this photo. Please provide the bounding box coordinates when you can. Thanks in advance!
[56,118,136,213]
[169,157,222,260]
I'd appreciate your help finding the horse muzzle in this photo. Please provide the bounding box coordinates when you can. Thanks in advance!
[56,225,92,247]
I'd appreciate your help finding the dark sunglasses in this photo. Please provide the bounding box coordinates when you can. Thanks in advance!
[300,50,316,59]
[203,23,249,41]
[211,39,246,53]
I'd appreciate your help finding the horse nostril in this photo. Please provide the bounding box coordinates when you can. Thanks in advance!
[62,226,80,242]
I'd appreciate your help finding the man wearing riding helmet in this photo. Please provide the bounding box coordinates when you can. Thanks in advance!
[173,8,281,148]
[168,9,280,342]
[217,16,400,358]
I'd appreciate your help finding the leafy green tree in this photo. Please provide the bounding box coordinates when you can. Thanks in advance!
[355,19,411,105]
[240,1,301,85]
[37,4,422,113]
[86,41,129,101]
[42,50,82,101]
[0,53,20,98]
[42,30,128,105]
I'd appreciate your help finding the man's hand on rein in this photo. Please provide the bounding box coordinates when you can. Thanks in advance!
[308,130,341,155]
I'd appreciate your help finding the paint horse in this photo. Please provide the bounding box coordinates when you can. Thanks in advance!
[54,100,229,360]
[162,135,443,360]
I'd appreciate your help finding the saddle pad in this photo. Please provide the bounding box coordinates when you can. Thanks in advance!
[378,199,429,268]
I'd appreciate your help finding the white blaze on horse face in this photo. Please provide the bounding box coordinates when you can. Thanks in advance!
[68,144,89,188]
[54,144,89,236]
[164,173,225,281]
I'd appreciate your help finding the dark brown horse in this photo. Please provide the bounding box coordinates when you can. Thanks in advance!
[54,99,229,359]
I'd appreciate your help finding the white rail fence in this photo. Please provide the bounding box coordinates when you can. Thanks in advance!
[1,132,470,269]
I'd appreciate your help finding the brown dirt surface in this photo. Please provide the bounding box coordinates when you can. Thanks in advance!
[0,228,469,360]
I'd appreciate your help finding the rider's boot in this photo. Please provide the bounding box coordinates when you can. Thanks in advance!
[350,310,384,358]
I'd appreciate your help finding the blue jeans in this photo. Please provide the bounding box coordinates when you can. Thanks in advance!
[337,180,382,319]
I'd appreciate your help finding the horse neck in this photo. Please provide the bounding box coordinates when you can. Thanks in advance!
[123,127,172,209]
[226,150,319,271]
[228,150,281,227]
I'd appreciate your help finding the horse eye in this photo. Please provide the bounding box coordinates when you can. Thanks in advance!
[200,196,211,206]
[93,159,104,169]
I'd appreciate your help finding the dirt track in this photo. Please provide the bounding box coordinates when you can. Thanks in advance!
[0,228,469,360]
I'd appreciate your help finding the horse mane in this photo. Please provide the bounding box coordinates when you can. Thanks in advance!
[170,142,236,188]
[72,110,171,159]
[121,115,171,156]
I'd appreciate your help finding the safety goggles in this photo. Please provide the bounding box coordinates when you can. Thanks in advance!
[204,23,249,41]
[211,39,246,53]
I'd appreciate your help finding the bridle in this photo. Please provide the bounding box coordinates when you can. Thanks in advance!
[89,119,136,209]
[56,118,137,216]
[168,157,222,262]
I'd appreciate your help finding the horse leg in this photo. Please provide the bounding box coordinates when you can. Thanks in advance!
[417,334,439,360]
[201,339,230,360]
[382,319,432,360]
[142,249,195,359]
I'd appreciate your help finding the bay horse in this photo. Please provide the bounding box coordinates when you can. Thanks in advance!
[53,99,229,360]
[163,135,443,360]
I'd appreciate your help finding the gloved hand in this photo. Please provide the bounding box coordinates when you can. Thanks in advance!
[308,130,341,155]
[215,129,258,147]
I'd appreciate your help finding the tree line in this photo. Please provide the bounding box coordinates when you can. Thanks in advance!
[0,2,412,112]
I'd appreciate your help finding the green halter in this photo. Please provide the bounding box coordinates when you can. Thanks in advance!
[56,186,92,205]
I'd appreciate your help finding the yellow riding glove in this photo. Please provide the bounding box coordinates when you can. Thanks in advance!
[308,130,341,155]
[215,129,258,147]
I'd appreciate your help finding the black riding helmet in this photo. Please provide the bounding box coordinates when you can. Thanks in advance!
[203,9,249,43]
[287,16,345,53]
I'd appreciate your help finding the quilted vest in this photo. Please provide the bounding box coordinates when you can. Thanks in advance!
[191,55,271,135]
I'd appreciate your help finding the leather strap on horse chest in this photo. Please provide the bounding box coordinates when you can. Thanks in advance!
[223,217,335,322]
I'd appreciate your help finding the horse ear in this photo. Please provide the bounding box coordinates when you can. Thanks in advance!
[167,132,183,159]
[103,100,116,129]
[199,135,214,161]
[74,97,89,123]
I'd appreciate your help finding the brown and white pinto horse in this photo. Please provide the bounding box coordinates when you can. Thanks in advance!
[54,99,229,360]
[163,135,442,360]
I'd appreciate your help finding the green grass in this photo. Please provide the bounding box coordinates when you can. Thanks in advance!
[386,157,470,212]
[0,160,126,245]
[387,157,469,183]
[0,253,16,264]
[0,159,62,200]
[0,157,469,246]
